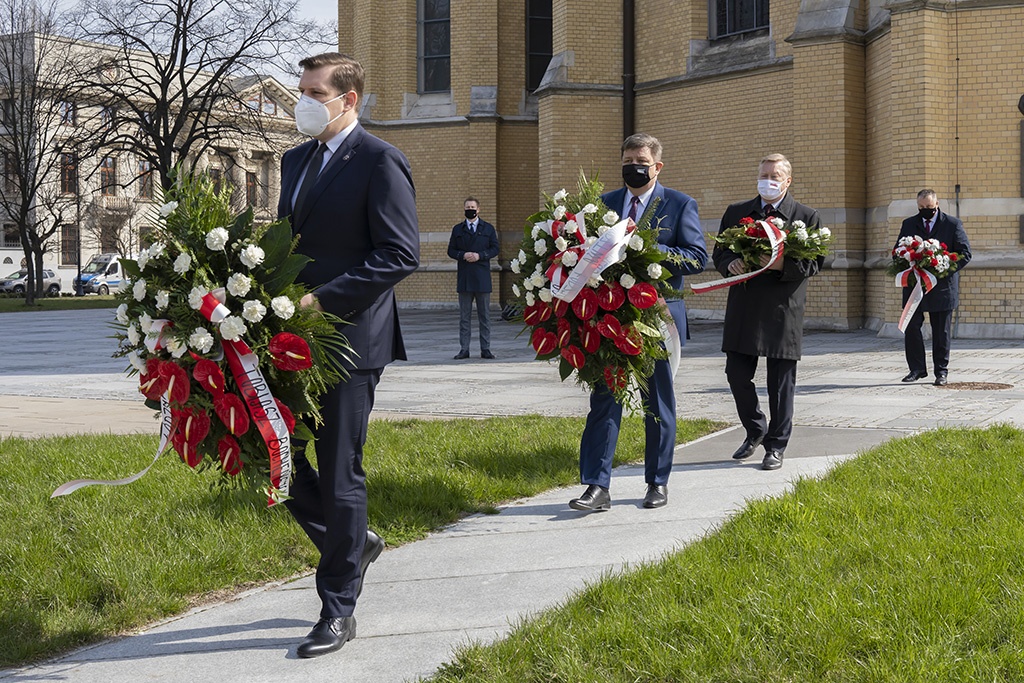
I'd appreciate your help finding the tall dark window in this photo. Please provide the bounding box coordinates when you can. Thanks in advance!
[418,0,450,93]
[2,223,18,248]
[60,153,78,194]
[100,156,117,196]
[60,223,77,265]
[526,0,553,92]
[246,171,258,207]
[138,159,154,199]
[3,152,16,194]
[100,105,116,129]
[58,100,76,126]
[712,0,769,39]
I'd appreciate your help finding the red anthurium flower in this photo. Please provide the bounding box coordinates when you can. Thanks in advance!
[580,320,601,353]
[596,282,626,311]
[193,359,226,396]
[218,435,243,476]
[552,299,569,318]
[628,282,659,309]
[275,399,296,434]
[214,393,250,436]
[171,406,210,468]
[523,301,553,326]
[556,318,572,348]
[268,332,313,371]
[561,344,585,369]
[571,288,599,321]
[596,313,623,340]
[159,361,191,405]
[532,329,557,355]
[604,366,628,391]
[614,326,644,356]
[139,357,168,400]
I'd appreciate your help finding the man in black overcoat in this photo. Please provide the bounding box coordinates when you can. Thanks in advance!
[448,196,500,359]
[712,153,823,471]
[894,189,972,386]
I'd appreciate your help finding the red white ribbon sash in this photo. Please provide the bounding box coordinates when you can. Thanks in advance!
[896,267,939,334]
[690,219,786,294]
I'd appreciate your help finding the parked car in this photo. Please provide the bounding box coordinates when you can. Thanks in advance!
[0,268,61,296]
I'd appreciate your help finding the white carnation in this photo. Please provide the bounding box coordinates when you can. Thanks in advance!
[531,223,543,239]
[136,251,150,271]
[587,275,602,288]
[647,263,663,279]
[139,313,153,334]
[132,278,147,301]
[115,303,129,324]
[126,323,141,345]
[820,227,831,238]
[148,242,166,260]
[518,249,527,262]
[239,244,266,269]
[534,238,548,256]
[586,236,598,247]
[189,327,215,354]
[525,292,536,306]
[523,277,535,291]
[598,225,610,236]
[628,234,644,251]
[128,350,147,373]
[581,203,598,214]
[564,220,578,234]
[205,227,229,251]
[530,272,546,289]
[226,273,252,297]
[553,205,567,220]
[219,315,247,341]
[510,258,520,274]
[242,299,267,323]
[793,228,809,242]
[554,236,568,252]
[562,251,579,267]
[188,286,208,310]
[271,296,295,320]
[538,288,553,303]
[173,253,192,275]
[155,290,170,311]
[620,273,636,289]
[512,283,521,297]
[166,337,188,359]
[791,220,806,230]
[158,200,178,217]
[603,210,619,225]
[553,189,567,202]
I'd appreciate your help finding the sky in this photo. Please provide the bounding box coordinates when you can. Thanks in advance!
[298,0,338,26]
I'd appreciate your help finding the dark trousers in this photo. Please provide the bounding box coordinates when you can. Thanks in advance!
[725,351,797,452]
[285,368,380,618]
[458,290,491,352]
[904,308,952,376]
[578,357,676,489]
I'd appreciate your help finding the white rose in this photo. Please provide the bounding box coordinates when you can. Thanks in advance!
[553,205,567,220]
[219,315,247,341]
[791,220,806,230]
[226,273,252,297]
[239,244,266,269]
[271,296,295,320]
[518,249,527,262]
[620,273,636,289]
[158,200,178,217]
[115,303,129,324]
[173,253,192,275]
[188,286,208,310]
[530,272,546,289]
[189,327,215,354]
[132,278,147,301]
[136,251,150,271]
[155,290,169,310]
[534,239,548,256]
[554,236,568,252]
[581,203,598,214]
[139,312,153,334]
[628,234,644,251]
[126,323,140,345]
[603,210,619,225]
[538,288,553,303]
[820,227,831,238]
[512,283,521,297]
[647,263,663,279]
[148,242,165,260]
[242,299,267,323]
[205,227,229,251]
[525,292,536,306]
[562,251,579,267]
[128,350,147,373]
[553,189,567,202]
[510,258,521,274]
[166,337,188,359]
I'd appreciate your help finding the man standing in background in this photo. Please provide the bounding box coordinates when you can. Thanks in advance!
[448,197,499,359]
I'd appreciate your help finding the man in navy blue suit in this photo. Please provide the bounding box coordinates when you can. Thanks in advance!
[569,133,707,512]
[448,196,500,359]
[276,53,419,658]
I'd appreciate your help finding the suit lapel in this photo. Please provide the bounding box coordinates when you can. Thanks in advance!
[294,125,365,230]
[283,140,319,214]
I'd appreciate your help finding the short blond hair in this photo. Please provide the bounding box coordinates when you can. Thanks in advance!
[759,153,792,178]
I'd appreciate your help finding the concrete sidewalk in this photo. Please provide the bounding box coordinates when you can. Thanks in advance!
[2,308,1023,682]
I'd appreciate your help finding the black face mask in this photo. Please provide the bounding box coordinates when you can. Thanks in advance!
[465,209,478,220]
[918,207,937,220]
[622,164,652,189]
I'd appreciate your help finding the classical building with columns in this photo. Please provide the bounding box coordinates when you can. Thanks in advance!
[342,0,1024,338]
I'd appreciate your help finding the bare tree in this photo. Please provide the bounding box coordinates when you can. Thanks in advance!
[74,0,329,192]
[0,1,89,303]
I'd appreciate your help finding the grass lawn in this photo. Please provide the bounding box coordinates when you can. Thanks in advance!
[0,295,120,313]
[0,415,722,669]
[432,425,1024,682]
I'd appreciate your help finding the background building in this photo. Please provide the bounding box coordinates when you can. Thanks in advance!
[343,0,1024,338]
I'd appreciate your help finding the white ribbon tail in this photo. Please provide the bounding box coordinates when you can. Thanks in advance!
[660,316,682,378]
[897,281,925,333]
[552,219,631,302]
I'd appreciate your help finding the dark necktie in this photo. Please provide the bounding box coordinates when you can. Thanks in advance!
[763,204,774,218]
[627,196,641,221]
[293,143,326,216]
[469,222,476,233]
[924,219,931,235]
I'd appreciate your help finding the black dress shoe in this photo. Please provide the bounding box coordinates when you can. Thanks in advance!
[356,529,385,598]
[481,350,496,359]
[901,370,927,382]
[453,350,470,360]
[642,484,668,509]
[762,449,784,471]
[568,484,610,511]
[296,616,356,658]
[731,435,764,460]
[934,373,948,386]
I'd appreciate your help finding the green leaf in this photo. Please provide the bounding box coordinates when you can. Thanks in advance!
[261,254,312,296]
[258,220,293,271]
[293,420,315,442]
[121,259,141,280]
[558,357,573,381]
[230,206,254,241]
[634,319,661,338]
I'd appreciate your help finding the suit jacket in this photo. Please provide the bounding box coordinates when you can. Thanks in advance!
[602,182,707,343]
[277,124,420,370]
[712,193,823,360]
[894,209,971,312]
[447,219,499,293]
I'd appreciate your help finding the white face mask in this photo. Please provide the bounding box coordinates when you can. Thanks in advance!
[294,93,344,137]
[758,178,785,202]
